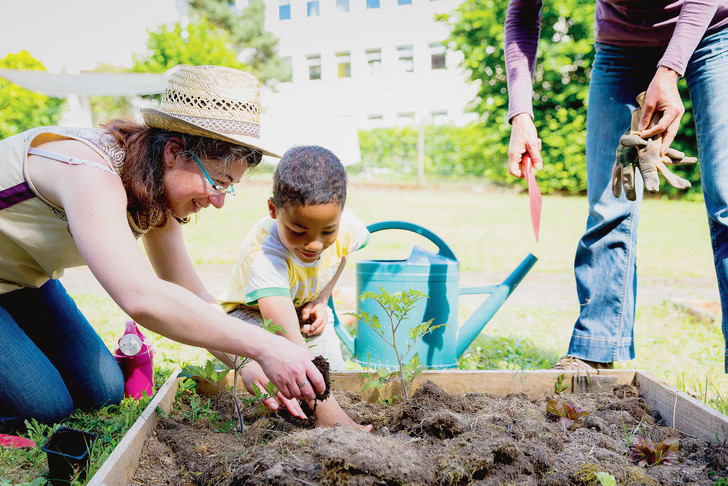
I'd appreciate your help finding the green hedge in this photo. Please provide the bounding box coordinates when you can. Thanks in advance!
[358,92,701,199]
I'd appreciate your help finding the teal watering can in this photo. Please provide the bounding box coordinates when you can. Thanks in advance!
[331,221,537,369]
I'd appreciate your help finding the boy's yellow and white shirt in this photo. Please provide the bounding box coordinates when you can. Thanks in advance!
[219,208,369,312]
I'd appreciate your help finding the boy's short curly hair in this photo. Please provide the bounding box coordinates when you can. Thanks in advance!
[271,146,347,209]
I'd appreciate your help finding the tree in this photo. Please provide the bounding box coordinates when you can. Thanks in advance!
[440,0,700,197]
[189,0,291,84]
[439,0,593,193]
[0,51,65,140]
[133,16,245,73]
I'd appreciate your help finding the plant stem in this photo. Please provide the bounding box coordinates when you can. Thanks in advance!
[390,312,408,399]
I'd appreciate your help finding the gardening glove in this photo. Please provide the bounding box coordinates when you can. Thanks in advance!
[612,91,697,201]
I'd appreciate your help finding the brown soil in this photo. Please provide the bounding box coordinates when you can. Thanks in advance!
[132,380,728,485]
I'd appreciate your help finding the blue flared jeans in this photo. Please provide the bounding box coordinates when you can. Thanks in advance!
[569,28,728,370]
[0,279,124,429]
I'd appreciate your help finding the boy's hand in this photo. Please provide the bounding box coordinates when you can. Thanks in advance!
[239,360,308,419]
[300,299,328,336]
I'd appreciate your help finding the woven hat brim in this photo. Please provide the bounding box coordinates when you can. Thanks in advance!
[142,108,280,158]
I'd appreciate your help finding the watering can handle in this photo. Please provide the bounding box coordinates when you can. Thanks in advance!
[366,221,457,260]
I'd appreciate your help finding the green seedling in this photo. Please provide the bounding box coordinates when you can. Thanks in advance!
[628,435,679,467]
[182,319,280,433]
[349,288,446,400]
[546,397,589,429]
[595,471,616,486]
[554,373,569,394]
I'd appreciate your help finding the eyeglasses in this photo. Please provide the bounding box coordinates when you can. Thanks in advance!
[190,153,236,197]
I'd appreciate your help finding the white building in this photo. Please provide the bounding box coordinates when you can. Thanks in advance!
[259,0,479,163]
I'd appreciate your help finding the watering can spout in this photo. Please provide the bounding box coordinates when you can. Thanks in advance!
[331,295,356,354]
[455,253,538,358]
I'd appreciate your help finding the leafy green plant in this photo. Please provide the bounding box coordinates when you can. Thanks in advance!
[628,436,679,467]
[712,475,728,486]
[554,373,569,394]
[596,471,616,486]
[182,320,281,433]
[546,397,589,429]
[348,288,446,400]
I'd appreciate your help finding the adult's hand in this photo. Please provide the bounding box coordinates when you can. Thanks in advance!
[256,335,325,401]
[508,113,543,178]
[639,66,684,155]
[238,360,308,419]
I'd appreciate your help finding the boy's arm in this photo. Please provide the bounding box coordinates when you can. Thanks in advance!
[300,256,347,336]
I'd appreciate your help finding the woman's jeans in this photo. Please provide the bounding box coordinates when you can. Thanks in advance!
[0,280,124,428]
[570,28,728,370]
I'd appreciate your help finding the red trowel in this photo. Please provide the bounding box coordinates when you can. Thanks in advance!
[522,154,542,242]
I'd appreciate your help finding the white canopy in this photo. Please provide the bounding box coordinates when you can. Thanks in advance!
[0,69,168,97]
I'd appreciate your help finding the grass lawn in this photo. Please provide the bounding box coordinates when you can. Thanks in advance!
[71,174,726,408]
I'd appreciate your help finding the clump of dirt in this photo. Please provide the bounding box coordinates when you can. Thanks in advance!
[132,380,728,485]
[312,355,331,402]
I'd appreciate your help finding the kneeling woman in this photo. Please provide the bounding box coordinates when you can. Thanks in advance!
[0,65,324,429]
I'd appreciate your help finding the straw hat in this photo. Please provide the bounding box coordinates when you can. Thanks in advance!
[141,65,279,157]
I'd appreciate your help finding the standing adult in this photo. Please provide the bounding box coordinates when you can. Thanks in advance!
[0,65,324,430]
[504,1,728,370]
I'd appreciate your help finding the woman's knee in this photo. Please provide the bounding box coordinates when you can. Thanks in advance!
[1,385,74,428]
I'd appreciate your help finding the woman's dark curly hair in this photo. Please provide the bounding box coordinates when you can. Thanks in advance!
[271,145,347,210]
[103,119,262,230]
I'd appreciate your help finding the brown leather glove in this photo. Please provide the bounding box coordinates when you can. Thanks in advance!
[612,92,697,201]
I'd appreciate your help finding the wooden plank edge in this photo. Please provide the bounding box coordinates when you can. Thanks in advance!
[330,369,637,401]
[87,368,182,486]
[635,370,728,443]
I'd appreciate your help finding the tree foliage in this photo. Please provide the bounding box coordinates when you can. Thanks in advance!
[133,16,245,73]
[0,51,65,140]
[430,0,701,197]
[189,0,291,84]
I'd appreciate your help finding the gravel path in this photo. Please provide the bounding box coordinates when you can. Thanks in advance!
[60,263,720,314]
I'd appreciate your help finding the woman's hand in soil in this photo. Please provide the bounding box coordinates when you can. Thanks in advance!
[257,337,325,401]
[239,361,308,419]
[300,300,327,337]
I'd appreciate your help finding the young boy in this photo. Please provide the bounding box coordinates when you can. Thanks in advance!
[218,145,371,428]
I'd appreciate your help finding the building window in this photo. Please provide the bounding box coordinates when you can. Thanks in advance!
[336,0,350,12]
[366,0,380,8]
[398,0,412,4]
[366,49,382,76]
[278,0,291,20]
[430,43,447,70]
[397,45,414,73]
[337,52,351,78]
[430,110,448,124]
[307,0,320,16]
[367,114,385,128]
[397,112,415,126]
[307,55,321,80]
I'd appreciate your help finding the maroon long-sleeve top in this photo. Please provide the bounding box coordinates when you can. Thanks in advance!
[504,0,728,120]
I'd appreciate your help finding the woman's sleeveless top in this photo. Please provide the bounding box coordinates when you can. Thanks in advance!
[0,126,143,294]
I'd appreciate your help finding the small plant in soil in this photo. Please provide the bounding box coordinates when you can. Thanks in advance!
[546,397,589,429]
[348,288,446,400]
[596,471,617,486]
[629,435,679,467]
[554,373,569,394]
[182,319,282,433]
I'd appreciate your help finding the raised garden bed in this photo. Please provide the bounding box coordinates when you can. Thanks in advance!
[88,369,728,485]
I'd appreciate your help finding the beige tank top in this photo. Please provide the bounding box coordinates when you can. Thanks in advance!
[0,126,138,294]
